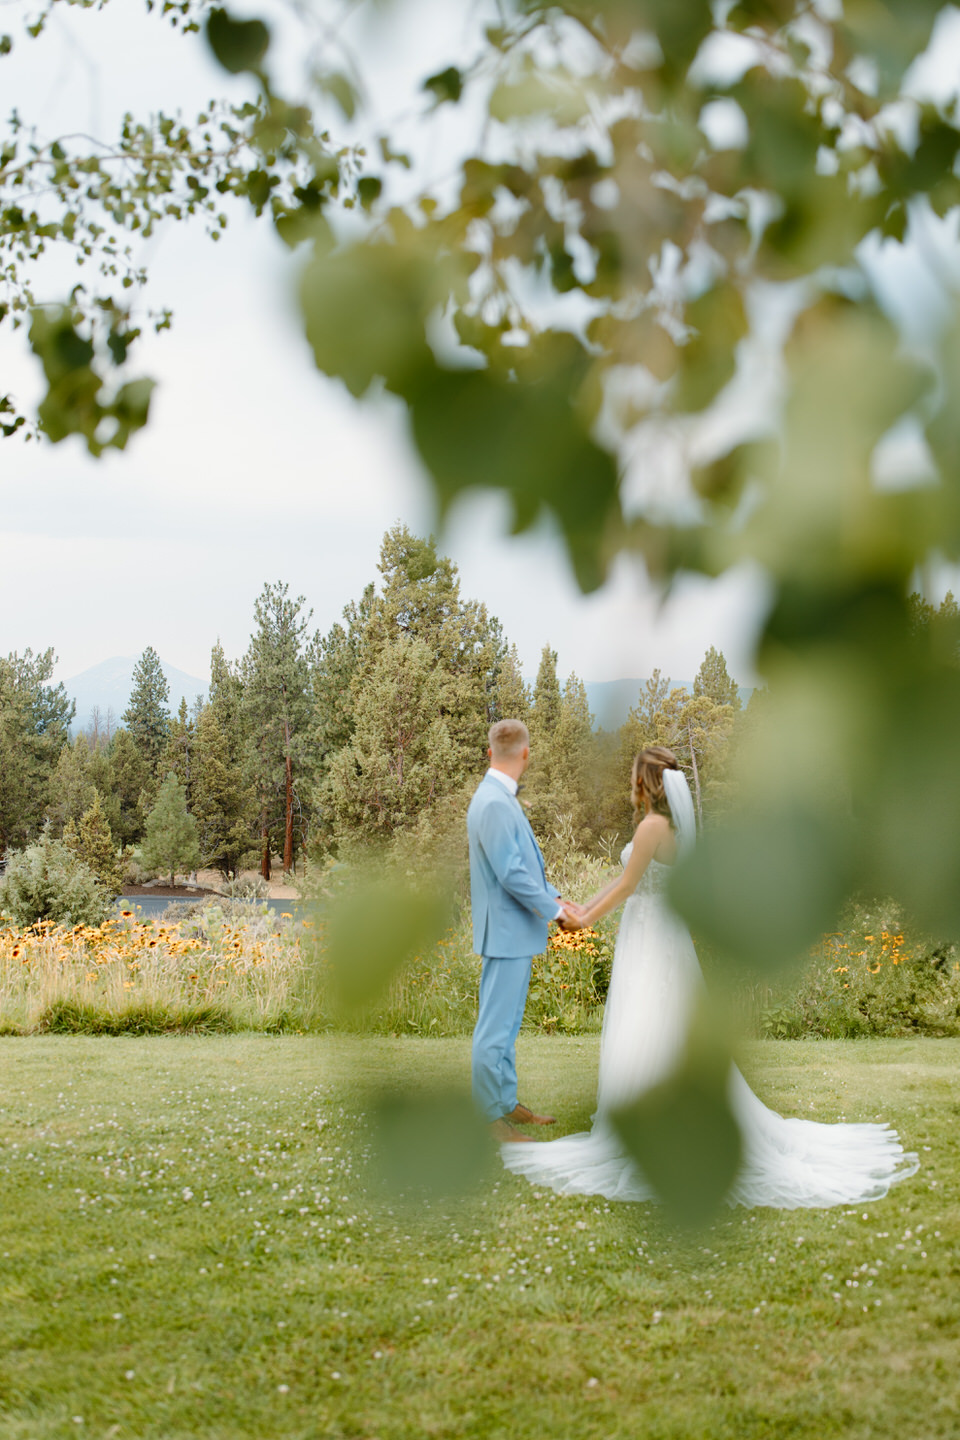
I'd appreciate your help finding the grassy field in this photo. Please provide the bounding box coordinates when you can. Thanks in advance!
[1,1034,958,1439]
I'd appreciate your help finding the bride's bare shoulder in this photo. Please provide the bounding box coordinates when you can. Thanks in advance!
[634,813,671,836]
[630,812,671,852]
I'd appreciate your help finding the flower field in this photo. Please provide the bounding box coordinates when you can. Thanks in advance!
[0,907,306,1035]
[3,895,958,1039]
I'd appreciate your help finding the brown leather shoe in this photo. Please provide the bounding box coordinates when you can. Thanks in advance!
[506,1102,556,1126]
[489,1117,537,1143]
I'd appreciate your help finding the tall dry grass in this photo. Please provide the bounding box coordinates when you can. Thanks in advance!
[0,908,308,1035]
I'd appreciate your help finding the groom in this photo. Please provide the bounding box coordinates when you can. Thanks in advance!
[468,718,580,1143]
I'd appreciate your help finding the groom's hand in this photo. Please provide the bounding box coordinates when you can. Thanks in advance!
[557,902,585,931]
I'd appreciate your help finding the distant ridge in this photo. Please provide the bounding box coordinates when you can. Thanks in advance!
[62,656,206,734]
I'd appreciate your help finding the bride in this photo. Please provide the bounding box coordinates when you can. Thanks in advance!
[502,746,919,1208]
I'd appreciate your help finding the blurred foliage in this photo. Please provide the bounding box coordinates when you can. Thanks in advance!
[321,875,451,1019]
[9,0,960,1218]
[610,1005,743,1228]
[369,1088,493,1200]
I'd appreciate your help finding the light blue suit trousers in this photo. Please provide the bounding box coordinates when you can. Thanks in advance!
[467,774,559,1121]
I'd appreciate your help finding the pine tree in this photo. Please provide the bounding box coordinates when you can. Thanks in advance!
[122,646,171,772]
[368,525,502,772]
[492,643,529,723]
[908,590,960,667]
[140,774,200,886]
[310,584,375,768]
[67,790,125,897]
[524,660,598,839]
[325,633,459,848]
[209,640,245,761]
[553,672,595,834]
[649,689,735,822]
[523,646,561,829]
[106,728,152,847]
[191,704,254,878]
[48,734,97,836]
[529,645,562,739]
[242,582,315,878]
[161,697,194,801]
[0,649,74,851]
[314,527,504,853]
[693,647,741,711]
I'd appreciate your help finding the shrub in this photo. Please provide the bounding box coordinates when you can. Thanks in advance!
[163,897,293,943]
[0,829,112,927]
[753,899,960,1039]
[218,874,271,901]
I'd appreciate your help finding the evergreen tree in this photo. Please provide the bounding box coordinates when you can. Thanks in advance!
[48,734,97,836]
[524,649,592,837]
[523,646,561,832]
[66,790,125,897]
[161,697,194,801]
[366,525,503,772]
[0,649,74,851]
[649,688,735,823]
[693,647,742,712]
[209,640,245,761]
[140,774,200,886]
[242,582,315,878]
[106,728,152,847]
[310,584,375,769]
[191,704,254,878]
[325,633,459,847]
[314,527,504,852]
[553,672,595,835]
[528,645,562,739]
[492,643,529,723]
[122,646,171,772]
[614,669,673,816]
[591,724,633,841]
[907,590,960,666]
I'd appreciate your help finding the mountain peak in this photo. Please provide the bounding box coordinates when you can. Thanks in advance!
[62,655,206,733]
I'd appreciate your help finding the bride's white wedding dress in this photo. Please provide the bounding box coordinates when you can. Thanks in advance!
[503,842,919,1209]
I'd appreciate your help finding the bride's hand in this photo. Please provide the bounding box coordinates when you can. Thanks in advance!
[557,903,584,931]
[560,903,593,932]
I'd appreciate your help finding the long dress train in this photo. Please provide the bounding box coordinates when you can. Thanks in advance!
[502,849,919,1209]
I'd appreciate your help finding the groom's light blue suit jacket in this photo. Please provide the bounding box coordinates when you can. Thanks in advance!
[467,773,560,959]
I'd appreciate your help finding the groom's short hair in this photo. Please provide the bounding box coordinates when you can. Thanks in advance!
[489,718,529,758]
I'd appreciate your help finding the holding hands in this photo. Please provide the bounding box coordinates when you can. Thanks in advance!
[556,901,589,932]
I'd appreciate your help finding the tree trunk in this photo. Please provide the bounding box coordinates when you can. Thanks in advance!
[260,819,271,881]
[281,691,294,873]
[283,752,294,873]
[686,722,703,827]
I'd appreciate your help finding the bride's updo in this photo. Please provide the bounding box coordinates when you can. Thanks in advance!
[631,746,680,825]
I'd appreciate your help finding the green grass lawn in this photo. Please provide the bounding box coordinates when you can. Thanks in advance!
[1,1035,957,1439]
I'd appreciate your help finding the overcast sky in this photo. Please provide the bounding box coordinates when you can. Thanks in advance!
[2,1,959,689]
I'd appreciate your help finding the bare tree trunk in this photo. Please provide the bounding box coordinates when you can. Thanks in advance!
[284,753,294,873]
[260,817,271,881]
[686,722,703,827]
[282,689,294,874]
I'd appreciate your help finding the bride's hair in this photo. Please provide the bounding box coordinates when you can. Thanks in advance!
[632,746,680,825]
